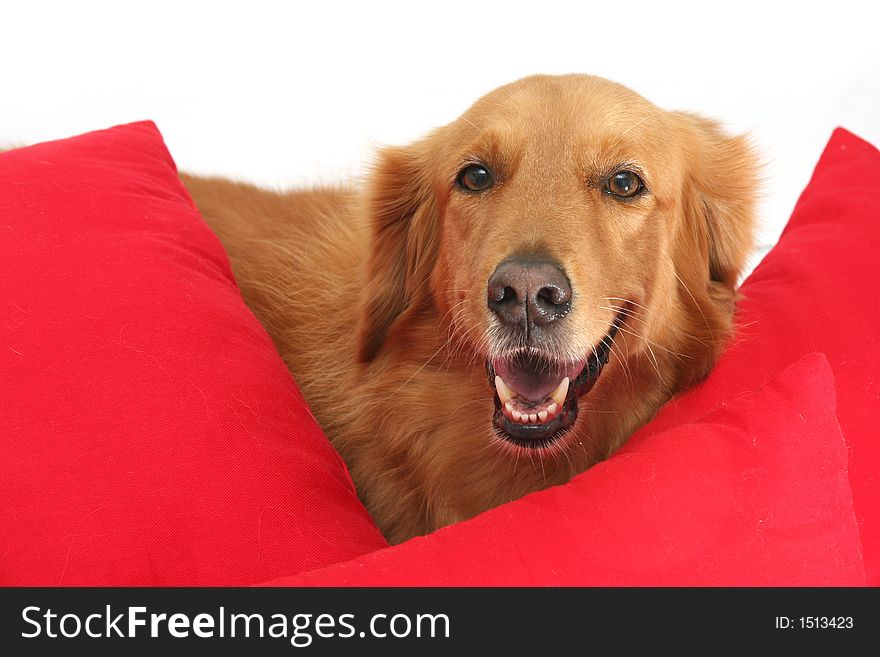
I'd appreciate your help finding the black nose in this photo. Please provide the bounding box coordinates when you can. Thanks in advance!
[487,257,572,327]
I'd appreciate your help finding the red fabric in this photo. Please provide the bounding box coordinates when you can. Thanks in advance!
[266,353,862,585]
[265,128,879,586]
[0,122,387,585]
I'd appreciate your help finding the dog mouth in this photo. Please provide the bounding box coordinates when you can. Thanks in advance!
[487,314,623,449]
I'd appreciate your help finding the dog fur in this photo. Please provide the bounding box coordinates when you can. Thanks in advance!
[182,74,756,543]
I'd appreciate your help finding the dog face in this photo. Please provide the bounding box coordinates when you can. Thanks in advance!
[357,74,755,460]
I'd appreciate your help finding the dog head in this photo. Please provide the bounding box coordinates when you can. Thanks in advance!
[357,74,756,454]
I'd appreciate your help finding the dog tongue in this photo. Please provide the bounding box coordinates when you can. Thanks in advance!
[493,355,586,401]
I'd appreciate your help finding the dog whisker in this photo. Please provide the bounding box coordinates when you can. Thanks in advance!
[601,301,712,348]
[671,270,715,342]
[388,341,453,398]
[613,324,693,361]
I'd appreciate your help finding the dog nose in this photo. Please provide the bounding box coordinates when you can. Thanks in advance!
[487,257,572,327]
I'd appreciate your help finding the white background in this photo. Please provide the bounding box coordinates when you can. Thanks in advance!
[2,0,878,266]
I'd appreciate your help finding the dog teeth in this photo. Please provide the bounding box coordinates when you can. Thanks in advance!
[502,403,562,426]
[496,374,571,426]
[500,392,565,426]
[550,377,570,407]
[494,376,514,404]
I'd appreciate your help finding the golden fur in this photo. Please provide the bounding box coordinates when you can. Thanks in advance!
[182,74,756,543]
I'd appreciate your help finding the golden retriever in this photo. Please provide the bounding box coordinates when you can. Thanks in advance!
[182,74,756,543]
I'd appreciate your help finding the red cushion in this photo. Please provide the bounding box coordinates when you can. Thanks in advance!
[265,353,863,585]
[0,122,387,585]
[265,128,878,586]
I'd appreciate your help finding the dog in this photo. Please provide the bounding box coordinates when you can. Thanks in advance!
[182,74,756,544]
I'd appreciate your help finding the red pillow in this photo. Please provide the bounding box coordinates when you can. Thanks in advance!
[0,122,387,585]
[266,353,862,585]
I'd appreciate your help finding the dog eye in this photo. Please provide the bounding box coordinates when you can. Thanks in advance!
[456,164,494,192]
[604,170,644,199]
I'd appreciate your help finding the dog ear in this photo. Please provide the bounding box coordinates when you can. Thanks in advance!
[667,113,759,379]
[356,142,441,362]
[675,112,758,290]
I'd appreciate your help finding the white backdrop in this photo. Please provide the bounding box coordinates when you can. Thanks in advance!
[3,0,879,264]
